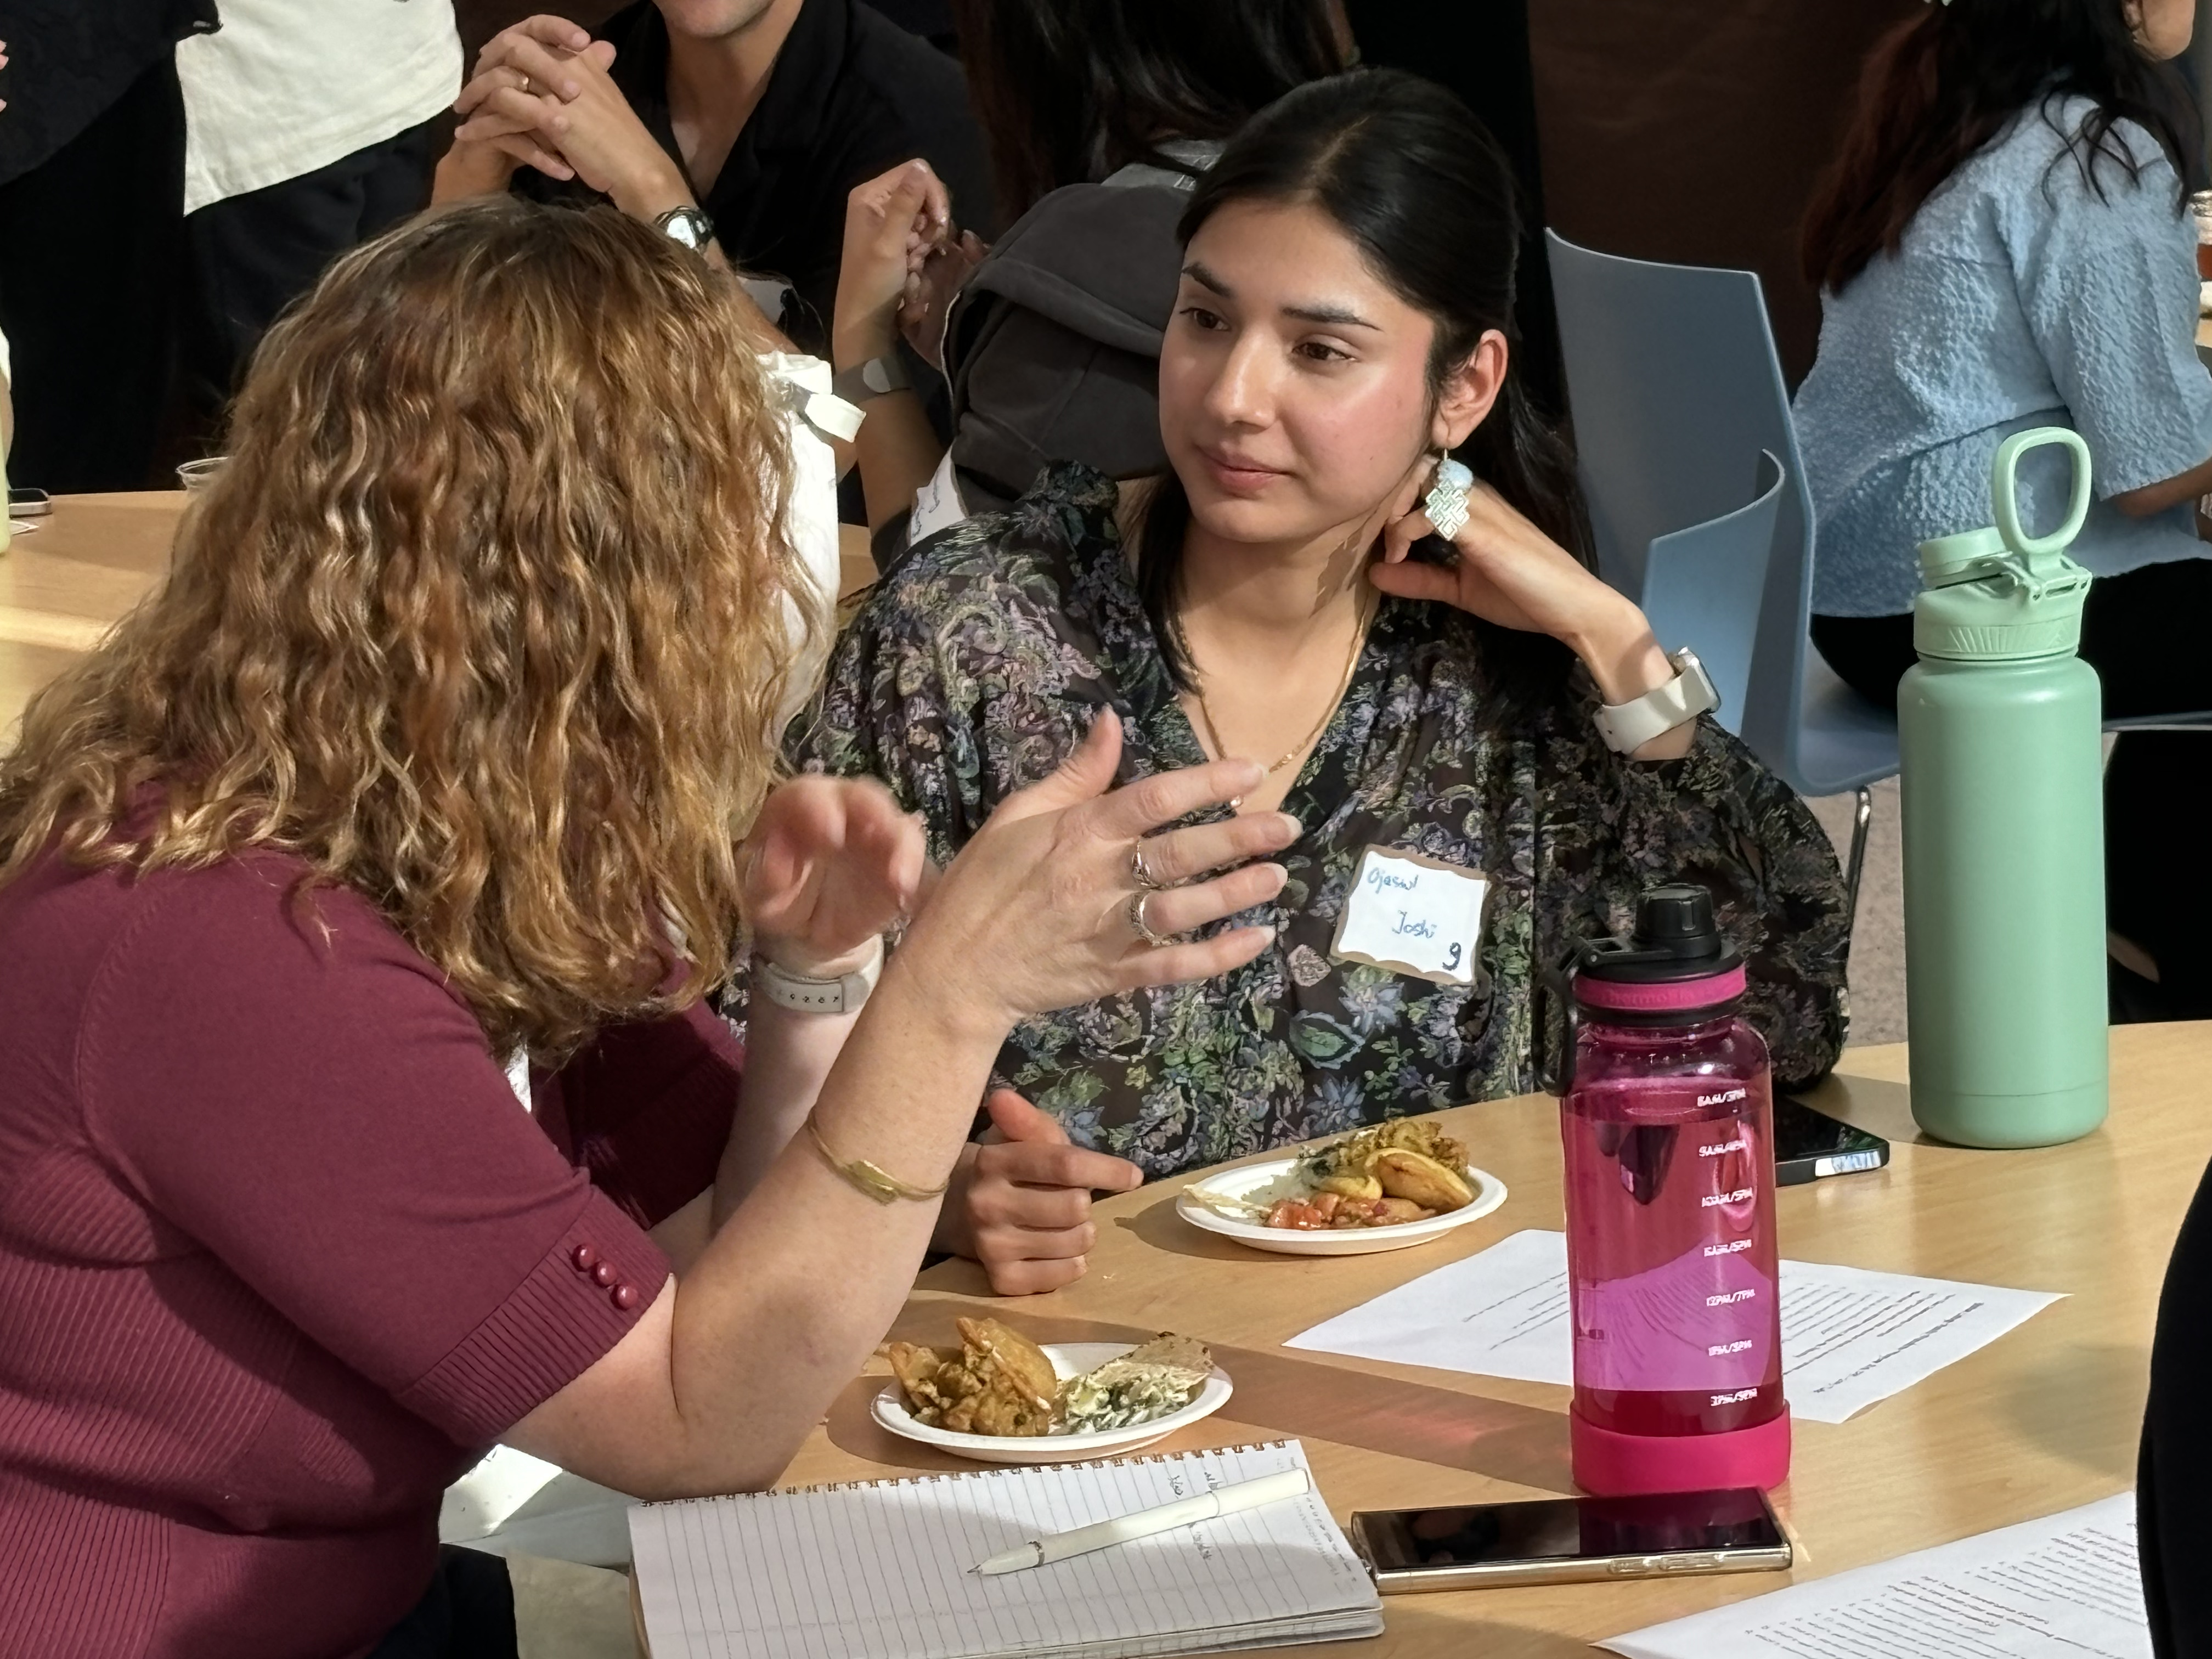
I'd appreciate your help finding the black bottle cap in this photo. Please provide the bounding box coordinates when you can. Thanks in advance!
[1575,883,1743,983]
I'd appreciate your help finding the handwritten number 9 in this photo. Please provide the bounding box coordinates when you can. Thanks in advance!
[1445,942,1463,972]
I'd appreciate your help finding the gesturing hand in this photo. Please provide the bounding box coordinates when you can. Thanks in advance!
[898,709,1300,1032]
[743,776,929,980]
[940,1091,1143,1295]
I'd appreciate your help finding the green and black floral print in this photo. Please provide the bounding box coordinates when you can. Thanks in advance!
[781,464,1849,1180]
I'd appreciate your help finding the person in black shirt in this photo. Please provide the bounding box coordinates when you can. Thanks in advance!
[433,2,989,354]
[0,0,215,492]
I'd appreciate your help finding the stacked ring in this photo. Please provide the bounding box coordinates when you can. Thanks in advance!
[1131,843,1168,890]
[1127,891,1174,949]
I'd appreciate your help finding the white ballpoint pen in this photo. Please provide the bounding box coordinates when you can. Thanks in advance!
[970,1467,1312,1576]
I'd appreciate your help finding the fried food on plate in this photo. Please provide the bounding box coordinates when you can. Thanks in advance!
[883,1316,1058,1436]
[885,1325,1215,1438]
[1261,1120,1475,1229]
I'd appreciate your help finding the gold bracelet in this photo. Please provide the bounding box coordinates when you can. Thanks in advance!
[803,1117,950,1205]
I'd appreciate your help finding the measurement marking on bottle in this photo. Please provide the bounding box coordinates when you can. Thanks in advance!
[1699,1138,1747,1158]
[1702,1239,1753,1257]
[1697,1088,1748,1108]
[1705,1288,1757,1307]
[1707,1339,1754,1357]
[1711,1388,1760,1407]
[1700,1188,1755,1208]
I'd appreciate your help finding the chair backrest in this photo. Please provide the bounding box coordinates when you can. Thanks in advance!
[1545,232,1866,793]
[1545,230,1807,601]
[1639,450,1784,736]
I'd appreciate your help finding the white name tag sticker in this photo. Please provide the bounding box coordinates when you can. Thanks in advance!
[1330,846,1488,986]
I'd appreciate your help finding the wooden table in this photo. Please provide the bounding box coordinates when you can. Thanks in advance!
[0,494,881,737]
[0,493,182,732]
[765,1027,2210,1656]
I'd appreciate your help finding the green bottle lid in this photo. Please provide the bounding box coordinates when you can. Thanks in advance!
[1912,427,2094,663]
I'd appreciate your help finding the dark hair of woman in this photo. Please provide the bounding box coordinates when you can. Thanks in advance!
[1134,68,1592,731]
[950,0,1346,223]
[1802,0,2202,294]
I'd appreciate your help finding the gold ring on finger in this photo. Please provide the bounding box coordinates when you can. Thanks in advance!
[1131,842,1168,891]
[1127,890,1173,949]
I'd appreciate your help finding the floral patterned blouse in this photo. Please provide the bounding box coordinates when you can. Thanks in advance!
[785,464,1850,1179]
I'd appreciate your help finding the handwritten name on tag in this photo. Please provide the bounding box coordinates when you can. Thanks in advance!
[1330,847,1488,986]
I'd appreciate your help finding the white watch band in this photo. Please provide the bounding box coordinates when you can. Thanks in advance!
[1593,647,1721,754]
[754,936,884,1015]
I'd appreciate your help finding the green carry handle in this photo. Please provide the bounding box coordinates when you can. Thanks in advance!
[1991,427,2092,561]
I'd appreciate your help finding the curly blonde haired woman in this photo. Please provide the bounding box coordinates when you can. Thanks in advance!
[0,199,1294,1659]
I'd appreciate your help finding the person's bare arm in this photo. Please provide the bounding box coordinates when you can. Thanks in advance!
[502,721,1297,1498]
[2112,452,2212,519]
[834,162,958,531]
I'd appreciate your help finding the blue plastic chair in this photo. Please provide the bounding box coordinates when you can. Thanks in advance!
[1545,230,1892,913]
[1547,231,2212,927]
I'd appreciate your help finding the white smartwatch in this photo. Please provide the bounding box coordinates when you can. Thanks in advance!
[754,936,884,1015]
[1592,647,1720,754]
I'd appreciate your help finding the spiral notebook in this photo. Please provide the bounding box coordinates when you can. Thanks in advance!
[629,1438,1384,1659]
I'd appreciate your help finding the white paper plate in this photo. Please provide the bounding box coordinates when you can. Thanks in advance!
[873,1342,1233,1465]
[1176,1155,1508,1256]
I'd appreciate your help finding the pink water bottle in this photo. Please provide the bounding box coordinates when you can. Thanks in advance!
[1543,884,1790,1497]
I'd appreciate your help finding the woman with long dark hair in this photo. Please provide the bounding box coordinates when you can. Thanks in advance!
[799,71,1849,1295]
[1795,0,2212,1018]
[828,0,1347,541]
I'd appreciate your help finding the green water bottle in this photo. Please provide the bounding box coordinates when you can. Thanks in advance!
[1898,427,2107,1148]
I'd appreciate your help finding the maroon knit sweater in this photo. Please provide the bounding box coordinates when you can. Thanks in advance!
[0,846,742,1658]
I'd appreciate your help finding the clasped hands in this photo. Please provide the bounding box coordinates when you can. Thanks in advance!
[741,714,1297,1294]
[450,15,691,217]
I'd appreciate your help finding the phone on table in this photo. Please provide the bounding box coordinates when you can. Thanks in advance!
[1773,1095,1889,1186]
[1350,1486,1792,1592]
[9,487,50,517]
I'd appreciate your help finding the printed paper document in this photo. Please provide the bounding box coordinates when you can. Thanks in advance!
[1600,1493,2147,1659]
[1284,1229,2060,1423]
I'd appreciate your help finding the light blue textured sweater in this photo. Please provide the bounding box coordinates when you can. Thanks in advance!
[1794,95,2212,617]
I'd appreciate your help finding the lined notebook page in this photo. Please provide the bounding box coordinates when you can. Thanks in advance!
[630,1440,1383,1659]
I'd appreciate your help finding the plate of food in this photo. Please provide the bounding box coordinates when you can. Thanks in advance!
[1176,1120,1506,1256]
[877,1320,1231,1464]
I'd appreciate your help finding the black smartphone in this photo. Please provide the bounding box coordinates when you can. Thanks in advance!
[1773,1095,1889,1186]
[9,487,50,517]
[1350,1487,1792,1593]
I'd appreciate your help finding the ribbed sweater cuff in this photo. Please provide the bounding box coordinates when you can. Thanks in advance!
[396,1188,670,1446]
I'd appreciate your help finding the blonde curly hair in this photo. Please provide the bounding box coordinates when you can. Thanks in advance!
[0,198,819,1061]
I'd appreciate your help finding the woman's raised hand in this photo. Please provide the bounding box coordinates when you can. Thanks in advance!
[742,776,928,979]
[834,160,951,365]
[896,710,1297,1030]
[1369,458,1679,711]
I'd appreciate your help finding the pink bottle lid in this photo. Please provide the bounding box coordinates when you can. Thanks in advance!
[1573,963,1747,1013]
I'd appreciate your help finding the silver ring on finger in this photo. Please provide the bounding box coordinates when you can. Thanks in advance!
[517,72,535,95]
[1127,890,1174,949]
[1130,841,1168,891]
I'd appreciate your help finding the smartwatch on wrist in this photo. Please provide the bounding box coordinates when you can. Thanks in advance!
[831,353,911,404]
[1593,647,1720,754]
[653,205,715,255]
[754,936,884,1015]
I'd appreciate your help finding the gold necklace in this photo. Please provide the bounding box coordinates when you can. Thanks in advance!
[1190,588,1375,784]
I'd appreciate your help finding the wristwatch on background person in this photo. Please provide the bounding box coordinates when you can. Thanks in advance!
[1593,647,1721,754]
[653,205,715,255]
[831,353,911,405]
[753,936,884,1015]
